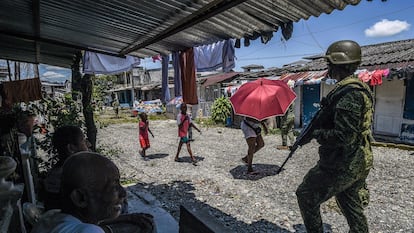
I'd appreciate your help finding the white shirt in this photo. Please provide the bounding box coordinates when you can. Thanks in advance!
[31,211,105,233]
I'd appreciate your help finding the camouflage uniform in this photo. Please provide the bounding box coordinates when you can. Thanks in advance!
[280,103,295,146]
[296,76,373,233]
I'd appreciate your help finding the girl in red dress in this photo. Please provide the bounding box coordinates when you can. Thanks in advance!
[138,112,154,159]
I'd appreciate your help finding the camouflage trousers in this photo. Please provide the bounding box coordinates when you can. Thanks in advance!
[281,117,295,146]
[296,165,370,233]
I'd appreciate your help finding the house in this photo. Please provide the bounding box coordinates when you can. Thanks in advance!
[41,80,71,98]
[108,67,175,107]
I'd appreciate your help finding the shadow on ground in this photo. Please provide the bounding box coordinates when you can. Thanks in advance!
[293,223,333,233]
[146,153,169,159]
[174,156,205,164]
[229,164,280,180]
[127,180,325,232]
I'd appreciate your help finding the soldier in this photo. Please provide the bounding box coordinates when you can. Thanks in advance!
[295,40,374,232]
[277,80,295,150]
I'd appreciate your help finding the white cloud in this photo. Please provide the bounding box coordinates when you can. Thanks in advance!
[45,65,69,71]
[42,71,65,79]
[365,19,410,37]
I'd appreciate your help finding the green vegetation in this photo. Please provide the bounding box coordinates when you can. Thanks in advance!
[210,97,232,124]
[92,74,117,109]
[32,93,84,172]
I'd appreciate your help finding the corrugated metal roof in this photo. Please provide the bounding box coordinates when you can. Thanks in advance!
[300,39,414,71]
[279,70,328,85]
[0,0,361,68]
[201,71,239,87]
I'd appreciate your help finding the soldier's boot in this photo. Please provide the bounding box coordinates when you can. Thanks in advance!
[277,145,289,150]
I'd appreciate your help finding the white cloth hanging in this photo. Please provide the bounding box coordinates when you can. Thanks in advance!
[83,51,140,75]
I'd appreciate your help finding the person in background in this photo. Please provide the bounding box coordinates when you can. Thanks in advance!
[32,152,155,233]
[240,117,268,175]
[187,106,194,141]
[112,97,120,118]
[295,40,374,232]
[174,103,201,166]
[277,79,296,150]
[41,125,90,211]
[138,112,154,159]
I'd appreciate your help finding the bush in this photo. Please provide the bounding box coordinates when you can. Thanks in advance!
[211,97,232,124]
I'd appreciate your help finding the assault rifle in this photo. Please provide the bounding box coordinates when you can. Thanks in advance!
[276,83,372,174]
[276,109,322,174]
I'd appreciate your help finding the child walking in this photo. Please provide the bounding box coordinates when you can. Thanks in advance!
[174,103,201,166]
[138,112,154,159]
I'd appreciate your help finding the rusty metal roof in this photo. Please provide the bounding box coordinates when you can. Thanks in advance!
[0,0,361,68]
[279,70,328,85]
[200,71,239,87]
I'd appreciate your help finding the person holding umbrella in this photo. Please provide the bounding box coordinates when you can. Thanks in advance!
[240,117,268,175]
[229,78,296,174]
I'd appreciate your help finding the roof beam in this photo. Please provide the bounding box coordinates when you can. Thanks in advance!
[120,0,249,55]
[32,0,40,63]
[0,30,125,58]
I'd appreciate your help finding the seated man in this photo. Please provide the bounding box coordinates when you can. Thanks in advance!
[31,152,154,233]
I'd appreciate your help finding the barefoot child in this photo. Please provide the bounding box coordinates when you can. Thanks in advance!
[138,112,154,159]
[174,103,201,165]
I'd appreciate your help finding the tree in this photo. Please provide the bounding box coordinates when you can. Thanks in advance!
[71,52,97,151]
[81,74,97,151]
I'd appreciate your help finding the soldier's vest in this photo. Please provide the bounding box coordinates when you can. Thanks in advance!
[318,76,374,171]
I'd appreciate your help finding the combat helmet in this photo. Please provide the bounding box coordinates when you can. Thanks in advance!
[324,40,361,65]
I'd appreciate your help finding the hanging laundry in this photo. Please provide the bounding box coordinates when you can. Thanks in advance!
[244,38,250,47]
[243,31,261,47]
[180,48,198,105]
[172,51,182,97]
[152,55,162,63]
[260,31,274,44]
[358,70,372,83]
[246,31,261,41]
[194,40,224,72]
[235,39,241,48]
[161,54,171,104]
[83,51,140,75]
[281,21,293,41]
[222,39,235,72]
[1,78,42,106]
[370,69,389,86]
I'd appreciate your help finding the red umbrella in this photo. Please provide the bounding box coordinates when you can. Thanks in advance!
[230,78,296,121]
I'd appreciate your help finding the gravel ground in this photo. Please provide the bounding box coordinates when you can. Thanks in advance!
[97,120,414,233]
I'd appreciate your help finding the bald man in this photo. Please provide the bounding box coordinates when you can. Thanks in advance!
[32,152,127,233]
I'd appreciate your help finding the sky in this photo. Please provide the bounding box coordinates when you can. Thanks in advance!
[39,0,414,82]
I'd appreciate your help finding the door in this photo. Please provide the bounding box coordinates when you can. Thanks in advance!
[302,84,321,127]
[374,80,404,136]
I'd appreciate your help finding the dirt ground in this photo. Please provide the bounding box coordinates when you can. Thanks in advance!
[97,119,414,233]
